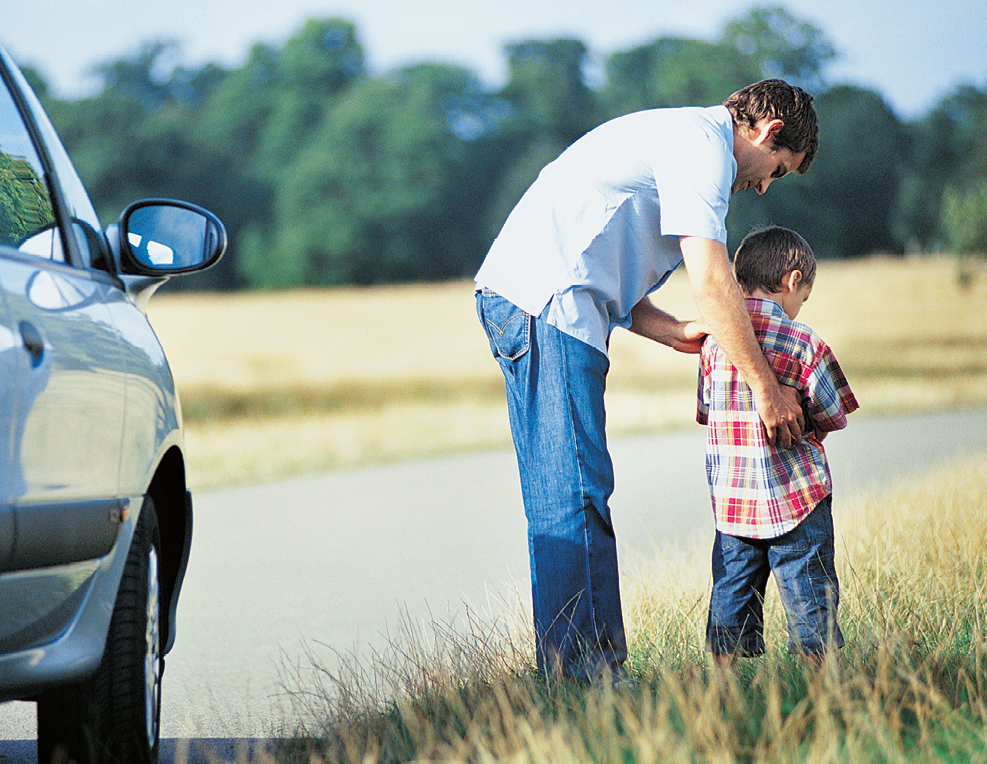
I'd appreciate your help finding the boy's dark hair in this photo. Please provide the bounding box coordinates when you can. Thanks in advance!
[734,226,816,295]
[724,79,819,173]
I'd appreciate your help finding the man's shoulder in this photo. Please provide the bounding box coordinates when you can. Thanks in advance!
[606,104,732,141]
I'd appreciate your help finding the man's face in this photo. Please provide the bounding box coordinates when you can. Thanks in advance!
[732,120,806,196]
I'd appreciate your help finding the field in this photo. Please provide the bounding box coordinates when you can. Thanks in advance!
[149,255,987,490]
[151,255,987,762]
[185,454,987,764]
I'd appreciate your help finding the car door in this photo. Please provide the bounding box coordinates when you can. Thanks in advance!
[0,60,127,553]
[0,265,128,504]
[0,291,16,569]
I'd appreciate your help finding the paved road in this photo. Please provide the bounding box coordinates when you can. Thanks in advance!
[2,408,986,760]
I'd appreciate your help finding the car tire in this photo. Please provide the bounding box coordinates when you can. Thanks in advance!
[36,496,163,764]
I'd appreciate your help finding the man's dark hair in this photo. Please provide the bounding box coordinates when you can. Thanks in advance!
[734,226,817,295]
[724,79,819,173]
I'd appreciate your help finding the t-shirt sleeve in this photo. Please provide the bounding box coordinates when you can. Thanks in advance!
[652,122,732,244]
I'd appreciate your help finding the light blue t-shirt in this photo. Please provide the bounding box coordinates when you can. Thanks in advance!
[475,104,736,356]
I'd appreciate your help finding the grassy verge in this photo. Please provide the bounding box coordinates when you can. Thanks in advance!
[150,256,987,490]
[151,257,987,761]
[194,453,987,763]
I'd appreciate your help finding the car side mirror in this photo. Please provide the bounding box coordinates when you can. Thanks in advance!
[118,199,227,276]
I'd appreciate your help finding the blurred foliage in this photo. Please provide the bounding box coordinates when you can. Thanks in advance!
[940,180,987,255]
[19,9,987,290]
[0,152,55,246]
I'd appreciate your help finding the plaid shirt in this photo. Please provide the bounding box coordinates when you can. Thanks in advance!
[697,298,859,539]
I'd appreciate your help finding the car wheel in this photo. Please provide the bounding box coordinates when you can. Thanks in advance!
[37,496,163,764]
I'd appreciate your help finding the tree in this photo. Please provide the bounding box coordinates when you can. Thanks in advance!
[728,85,905,259]
[275,18,365,95]
[602,37,759,118]
[197,42,280,167]
[34,9,983,290]
[940,180,987,255]
[254,19,368,170]
[480,39,599,243]
[18,65,51,102]
[500,39,596,145]
[601,8,835,120]
[806,86,904,258]
[240,63,496,287]
[199,20,367,174]
[720,7,836,92]
[92,40,184,110]
[893,84,987,251]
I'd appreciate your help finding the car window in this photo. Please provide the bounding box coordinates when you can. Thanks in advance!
[0,77,63,262]
[7,64,110,271]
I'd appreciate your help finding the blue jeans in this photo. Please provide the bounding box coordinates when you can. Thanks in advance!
[706,495,844,656]
[477,290,626,679]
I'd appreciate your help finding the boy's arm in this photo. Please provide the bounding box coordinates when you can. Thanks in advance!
[678,236,804,448]
[804,345,860,435]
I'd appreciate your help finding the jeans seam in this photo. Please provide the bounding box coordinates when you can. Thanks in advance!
[559,326,601,648]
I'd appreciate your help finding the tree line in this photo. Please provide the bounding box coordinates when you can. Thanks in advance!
[20,7,987,291]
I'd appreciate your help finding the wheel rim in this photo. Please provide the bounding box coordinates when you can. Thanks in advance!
[145,546,161,747]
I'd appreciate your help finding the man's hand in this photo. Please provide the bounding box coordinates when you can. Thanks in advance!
[754,384,805,449]
[669,319,709,354]
[628,299,708,353]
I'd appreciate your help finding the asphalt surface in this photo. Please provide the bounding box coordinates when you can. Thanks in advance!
[2,407,986,760]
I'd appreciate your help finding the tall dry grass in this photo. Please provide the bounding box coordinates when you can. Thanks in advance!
[194,453,987,763]
[149,255,987,489]
[153,256,987,762]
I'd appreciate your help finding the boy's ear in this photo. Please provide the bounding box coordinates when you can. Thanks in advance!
[784,269,803,292]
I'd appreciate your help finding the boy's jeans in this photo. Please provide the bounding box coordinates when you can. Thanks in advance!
[477,289,626,679]
[706,495,844,656]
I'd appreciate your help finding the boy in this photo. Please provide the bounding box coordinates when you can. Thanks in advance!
[696,226,859,665]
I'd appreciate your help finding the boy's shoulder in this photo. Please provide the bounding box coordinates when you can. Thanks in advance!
[700,298,835,371]
[747,298,824,347]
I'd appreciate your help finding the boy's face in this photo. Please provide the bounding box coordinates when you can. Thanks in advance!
[779,279,812,320]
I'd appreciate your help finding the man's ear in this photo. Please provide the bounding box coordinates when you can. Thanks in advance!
[756,118,785,146]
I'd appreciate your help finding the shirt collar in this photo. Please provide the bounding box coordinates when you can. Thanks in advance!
[745,296,786,317]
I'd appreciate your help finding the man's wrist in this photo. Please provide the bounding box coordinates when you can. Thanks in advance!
[747,369,780,401]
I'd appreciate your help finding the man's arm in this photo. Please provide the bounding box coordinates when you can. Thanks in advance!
[678,235,804,447]
[628,300,707,354]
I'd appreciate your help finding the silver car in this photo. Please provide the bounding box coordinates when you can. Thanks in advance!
[0,44,226,763]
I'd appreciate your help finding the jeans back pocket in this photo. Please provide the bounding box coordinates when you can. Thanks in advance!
[477,290,531,361]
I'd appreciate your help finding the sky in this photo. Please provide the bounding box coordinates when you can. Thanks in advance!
[2,0,986,120]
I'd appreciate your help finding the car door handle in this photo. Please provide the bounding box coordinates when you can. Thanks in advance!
[19,321,45,367]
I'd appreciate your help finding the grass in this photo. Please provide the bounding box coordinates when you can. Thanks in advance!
[149,255,987,761]
[149,255,987,490]
[181,453,987,763]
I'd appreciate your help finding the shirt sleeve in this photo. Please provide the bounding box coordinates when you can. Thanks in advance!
[652,116,733,244]
[697,339,713,425]
[804,344,860,433]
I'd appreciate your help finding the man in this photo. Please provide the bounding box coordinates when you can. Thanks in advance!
[475,79,818,680]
